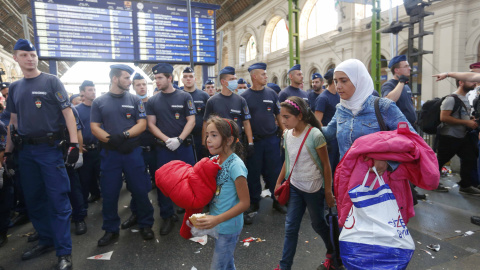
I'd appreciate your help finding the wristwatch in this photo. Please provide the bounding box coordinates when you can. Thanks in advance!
[177,137,184,144]
[123,131,130,139]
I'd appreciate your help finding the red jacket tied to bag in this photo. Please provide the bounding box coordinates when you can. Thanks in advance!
[335,123,439,228]
[155,157,221,239]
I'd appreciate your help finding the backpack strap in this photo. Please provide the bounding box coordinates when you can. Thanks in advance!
[374,97,388,131]
[449,94,468,116]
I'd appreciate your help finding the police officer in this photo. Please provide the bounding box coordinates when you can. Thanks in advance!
[0,82,8,105]
[202,66,254,156]
[314,69,340,175]
[69,94,81,106]
[204,79,216,97]
[278,64,309,105]
[181,67,210,161]
[237,78,248,95]
[307,73,324,111]
[121,73,157,230]
[241,63,286,224]
[91,64,154,246]
[381,55,416,126]
[5,39,78,270]
[76,80,102,204]
[147,63,196,235]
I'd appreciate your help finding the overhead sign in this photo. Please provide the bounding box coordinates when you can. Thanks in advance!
[31,0,219,64]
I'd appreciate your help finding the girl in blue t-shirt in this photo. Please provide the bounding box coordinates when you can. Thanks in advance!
[195,116,250,270]
[274,97,341,270]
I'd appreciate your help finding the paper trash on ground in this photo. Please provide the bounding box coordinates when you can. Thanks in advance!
[189,235,208,245]
[87,251,113,260]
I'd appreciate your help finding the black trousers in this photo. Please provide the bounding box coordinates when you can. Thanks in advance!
[437,134,477,188]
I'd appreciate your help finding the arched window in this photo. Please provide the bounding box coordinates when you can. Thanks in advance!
[282,73,289,88]
[326,64,336,74]
[271,19,288,53]
[271,76,278,85]
[307,0,338,39]
[246,36,257,62]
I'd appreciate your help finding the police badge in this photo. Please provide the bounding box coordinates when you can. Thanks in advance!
[35,99,42,108]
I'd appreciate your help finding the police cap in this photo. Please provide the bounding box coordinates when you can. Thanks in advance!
[183,67,194,73]
[152,63,174,74]
[110,64,134,75]
[388,55,407,69]
[205,79,214,85]
[69,94,80,103]
[1,82,10,90]
[311,73,323,80]
[237,78,246,84]
[79,80,94,91]
[219,66,235,75]
[248,62,267,72]
[267,83,281,94]
[288,64,301,74]
[14,39,36,51]
[132,73,145,81]
[324,69,334,80]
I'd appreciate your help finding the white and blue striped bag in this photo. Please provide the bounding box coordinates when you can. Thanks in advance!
[339,167,415,270]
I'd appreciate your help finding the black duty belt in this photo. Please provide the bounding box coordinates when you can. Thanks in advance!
[84,144,98,150]
[21,132,63,145]
[253,133,276,142]
[140,145,154,152]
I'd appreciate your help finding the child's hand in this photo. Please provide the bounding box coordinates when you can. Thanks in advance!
[325,191,335,208]
[194,215,219,230]
[274,183,282,200]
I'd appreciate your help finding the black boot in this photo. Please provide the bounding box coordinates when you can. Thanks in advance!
[97,231,119,247]
[21,244,54,260]
[159,214,178,235]
[140,227,154,240]
[27,231,39,242]
[121,214,137,229]
[75,220,87,235]
[57,255,72,270]
[0,233,7,248]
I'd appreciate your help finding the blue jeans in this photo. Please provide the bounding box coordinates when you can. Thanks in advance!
[280,185,333,270]
[211,230,241,270]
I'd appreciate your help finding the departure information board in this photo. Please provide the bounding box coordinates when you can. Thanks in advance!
[31,0,218,64]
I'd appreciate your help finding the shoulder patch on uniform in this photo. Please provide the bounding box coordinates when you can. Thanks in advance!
[56,92,67,102]
[243,105,250,115]
[138,100,146,113]
[188,100,194,110]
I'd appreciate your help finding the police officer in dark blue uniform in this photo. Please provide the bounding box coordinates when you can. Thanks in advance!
[202,66,254,154]
[278,64,309,104]
[120,73,158,230]
[181,67,210,161]
[0,119,10,248]
[76,80,102,204]
[65,107,88,235]
[241,63,286,224]
[204,79,216,97]
[91,64,154,246]
[147,63,196,235]
[5,39,78,270]
[307,73,324,111]
[237,78,248,95]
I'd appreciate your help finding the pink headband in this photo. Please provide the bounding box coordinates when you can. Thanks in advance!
[285,100,300,111]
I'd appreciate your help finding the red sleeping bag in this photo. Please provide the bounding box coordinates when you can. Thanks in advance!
[155,157,220,239]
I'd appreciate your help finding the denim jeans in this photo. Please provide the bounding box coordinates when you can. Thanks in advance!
[280,185,333,270]
[210,230,241,270]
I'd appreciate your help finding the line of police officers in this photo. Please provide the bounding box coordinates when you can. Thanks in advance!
[0,38,342,270]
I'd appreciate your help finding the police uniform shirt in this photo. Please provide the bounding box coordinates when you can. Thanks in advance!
[381,79,417,125]
[139,101,156,147]
[91,92,146,143]
[240,87,279,136]
[314,90,340,126]
[187,89,210,136]
[146,90,196,138]
[0,120,7,151]
[7,73,71,137]
[278,86,309,105]
[71,106,84,131]
[203,93,251,131]
[75,103,98,145]
[307,89,320,111]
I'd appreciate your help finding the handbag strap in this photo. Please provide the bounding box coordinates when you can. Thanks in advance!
[287,126,313,182]
[374,97,388,131]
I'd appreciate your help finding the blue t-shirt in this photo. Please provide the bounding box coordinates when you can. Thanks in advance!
[307,89,321,111]
[381,79,417,125]
[204,93,251,131]
[71,106,84,131]
[0,110,10,127]
[75,103,98,145]
[139,101,156,147]
[7,73,71,137]
[241,87,280,136]
[315,90,340,126]
[185,89,210,136]
[210,153,248,234]
[146,90,196,138]
[278,86,309,105]
[91,91,146,143]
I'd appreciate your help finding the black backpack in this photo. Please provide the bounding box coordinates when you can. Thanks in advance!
[417,94,466,134]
